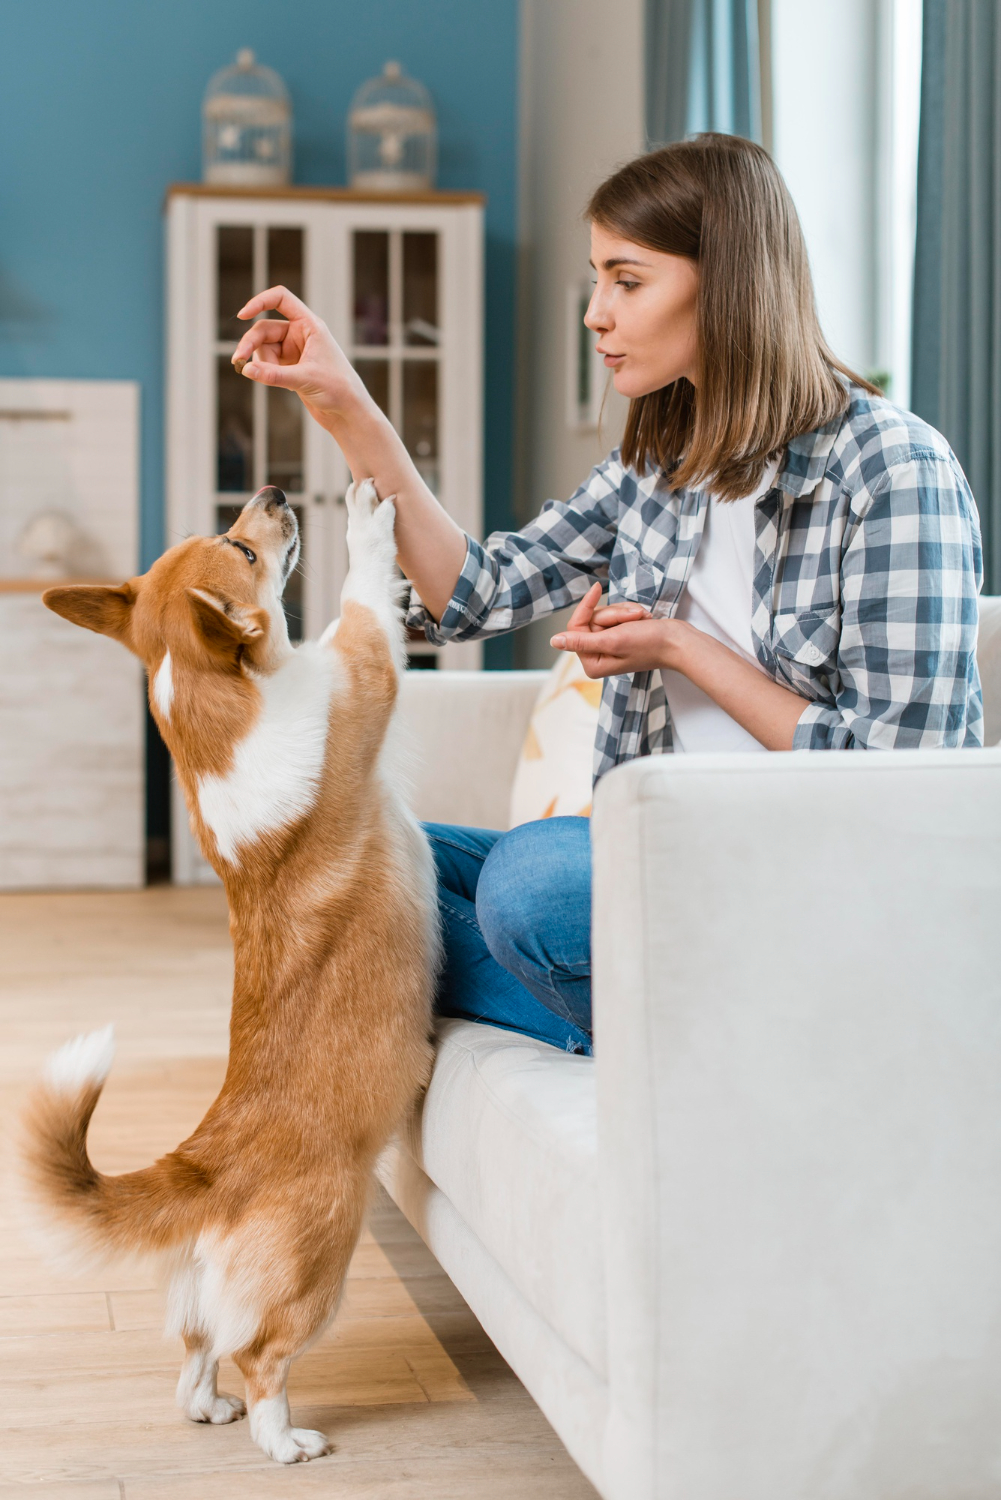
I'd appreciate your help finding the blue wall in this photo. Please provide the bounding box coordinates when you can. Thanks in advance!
[0,0,519,620]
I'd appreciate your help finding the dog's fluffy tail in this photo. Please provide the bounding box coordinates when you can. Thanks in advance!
[20,1027,209,1262]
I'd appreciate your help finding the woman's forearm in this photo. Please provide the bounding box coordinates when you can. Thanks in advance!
[666,623,805,750]
[324,399,467,622]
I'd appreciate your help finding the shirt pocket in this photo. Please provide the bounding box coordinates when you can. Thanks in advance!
[772,606,840,692]
[609,538,669,609]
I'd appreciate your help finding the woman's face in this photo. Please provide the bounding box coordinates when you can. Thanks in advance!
[585,223,699,396]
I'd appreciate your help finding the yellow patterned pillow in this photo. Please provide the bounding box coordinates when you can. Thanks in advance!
[508,652,601,826]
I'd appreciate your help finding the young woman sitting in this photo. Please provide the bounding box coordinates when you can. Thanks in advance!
[231,132,984,1058]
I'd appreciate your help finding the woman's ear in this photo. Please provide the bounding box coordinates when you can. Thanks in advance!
[42,583,136,646]
[186,588,269,668]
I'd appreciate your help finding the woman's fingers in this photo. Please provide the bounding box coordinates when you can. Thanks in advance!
[238,348,310,387]
[565,581,603,633]
[237,284,314,324]
[232,320,296,366]
[550,635,616,677]
[551,628,614,656]
[591,602,649,626]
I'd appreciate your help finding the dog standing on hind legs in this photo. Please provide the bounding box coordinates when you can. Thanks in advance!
[20,480,439,1463]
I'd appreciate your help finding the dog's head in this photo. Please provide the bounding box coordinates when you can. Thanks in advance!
[43,487,299,729]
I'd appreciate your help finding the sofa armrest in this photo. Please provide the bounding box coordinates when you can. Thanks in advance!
[977,594,1001,744]
[592,748,1001,1500]
[397,670,546,829]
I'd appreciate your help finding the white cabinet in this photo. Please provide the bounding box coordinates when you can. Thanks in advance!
[165,185,485,882]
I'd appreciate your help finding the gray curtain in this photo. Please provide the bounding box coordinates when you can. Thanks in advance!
[645,0,761,146]
[912,0,1001,592]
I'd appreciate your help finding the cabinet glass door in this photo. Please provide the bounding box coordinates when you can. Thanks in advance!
[351,229,440,496]
[213,223,307,638]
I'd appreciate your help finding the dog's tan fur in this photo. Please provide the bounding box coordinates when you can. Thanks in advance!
[20,483,438,1463]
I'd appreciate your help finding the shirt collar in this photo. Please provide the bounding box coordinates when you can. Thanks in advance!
[776,411,842,498]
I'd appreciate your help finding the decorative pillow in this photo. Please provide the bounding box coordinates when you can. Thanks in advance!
[508,652,602,826]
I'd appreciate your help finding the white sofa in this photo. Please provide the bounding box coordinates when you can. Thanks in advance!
[379,598,1001,1500]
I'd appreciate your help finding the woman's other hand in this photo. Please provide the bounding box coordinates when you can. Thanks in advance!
[551,581,807,749]
[232,286,372,432]
[551,582,668,677]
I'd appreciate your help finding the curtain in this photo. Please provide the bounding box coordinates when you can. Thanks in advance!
[912,0,1001,592]
[645,0,762,147]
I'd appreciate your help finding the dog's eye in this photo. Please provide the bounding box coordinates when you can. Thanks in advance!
[223,536,257,564]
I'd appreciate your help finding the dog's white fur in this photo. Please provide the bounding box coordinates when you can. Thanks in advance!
[196,646,340,867]
[152,650,174,721]
[44,1025,116,1094]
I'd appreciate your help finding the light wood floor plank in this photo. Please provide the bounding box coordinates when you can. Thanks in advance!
[0,888,598,1497]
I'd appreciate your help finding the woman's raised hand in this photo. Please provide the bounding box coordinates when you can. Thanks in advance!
[232,286,372,432]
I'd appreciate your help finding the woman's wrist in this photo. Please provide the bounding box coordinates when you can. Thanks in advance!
[318,378,384,439]
[658,616,698,672]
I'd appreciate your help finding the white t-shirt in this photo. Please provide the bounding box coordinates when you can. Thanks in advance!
[661,457,780,753]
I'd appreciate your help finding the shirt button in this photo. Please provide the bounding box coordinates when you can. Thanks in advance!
[802,643,824,666]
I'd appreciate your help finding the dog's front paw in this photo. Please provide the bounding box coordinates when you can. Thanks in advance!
[345,480,396,549]
[263,1426,334,1464]
[339,478,404,659]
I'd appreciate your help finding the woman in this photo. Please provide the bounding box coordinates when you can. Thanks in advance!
[232,133,983,1057]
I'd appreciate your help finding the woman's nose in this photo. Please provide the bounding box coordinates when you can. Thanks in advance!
[583,290,609,334]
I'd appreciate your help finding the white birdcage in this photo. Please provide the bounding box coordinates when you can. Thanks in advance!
[203,49,292,188]
[348,61,436,194]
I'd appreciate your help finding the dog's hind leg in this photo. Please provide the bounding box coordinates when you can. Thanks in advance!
[236,1346,333,1464]
[176,1333,246,1425]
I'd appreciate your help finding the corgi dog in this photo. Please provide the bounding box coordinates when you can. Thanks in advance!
[21,481,439,1464]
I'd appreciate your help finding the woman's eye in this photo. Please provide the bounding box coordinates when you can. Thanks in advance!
[617,279,640,291]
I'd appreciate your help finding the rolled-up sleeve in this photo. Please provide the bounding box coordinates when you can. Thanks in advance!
[792,453,984,750]
[406,456,623,644]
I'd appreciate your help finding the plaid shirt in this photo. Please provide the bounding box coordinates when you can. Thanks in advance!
[408,387,984,777]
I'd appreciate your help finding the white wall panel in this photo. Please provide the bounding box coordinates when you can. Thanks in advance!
[516,0,645,667]
[772,0,880,378]
[0,379,143,890]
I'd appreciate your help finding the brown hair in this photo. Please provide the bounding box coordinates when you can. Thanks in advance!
[586,134,878,499]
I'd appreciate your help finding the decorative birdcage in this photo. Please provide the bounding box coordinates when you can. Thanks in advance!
[348,61,436,194]
[203,49,292,187]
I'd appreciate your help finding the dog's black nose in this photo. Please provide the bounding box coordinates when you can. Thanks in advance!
[255,486,287,508]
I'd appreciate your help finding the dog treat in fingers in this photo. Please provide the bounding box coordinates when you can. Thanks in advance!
[232,355,249,375]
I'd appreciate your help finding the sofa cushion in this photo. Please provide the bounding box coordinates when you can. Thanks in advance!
[509,652,601,825]
[400,1018,606,1377]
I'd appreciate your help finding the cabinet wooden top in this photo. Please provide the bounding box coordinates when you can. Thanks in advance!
[0,578,120,594]
[166,183,486,208]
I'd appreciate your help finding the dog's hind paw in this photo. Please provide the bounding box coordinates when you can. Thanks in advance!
[188,1391,246,1425]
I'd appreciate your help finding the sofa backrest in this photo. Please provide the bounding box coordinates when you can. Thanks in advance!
[979,596,1001,744]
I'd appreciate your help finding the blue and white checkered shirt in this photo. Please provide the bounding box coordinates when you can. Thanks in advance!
[408,387,984,777]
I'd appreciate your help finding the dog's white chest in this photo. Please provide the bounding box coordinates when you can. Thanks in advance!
[197,646,336,865]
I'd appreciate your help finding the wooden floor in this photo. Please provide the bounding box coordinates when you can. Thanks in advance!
[0,887,598,1500]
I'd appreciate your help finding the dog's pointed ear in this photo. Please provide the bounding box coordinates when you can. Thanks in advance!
[42,583,136,645]
[186,588,269,667]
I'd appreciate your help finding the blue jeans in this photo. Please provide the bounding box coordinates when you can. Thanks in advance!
[425,818,593,1056]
